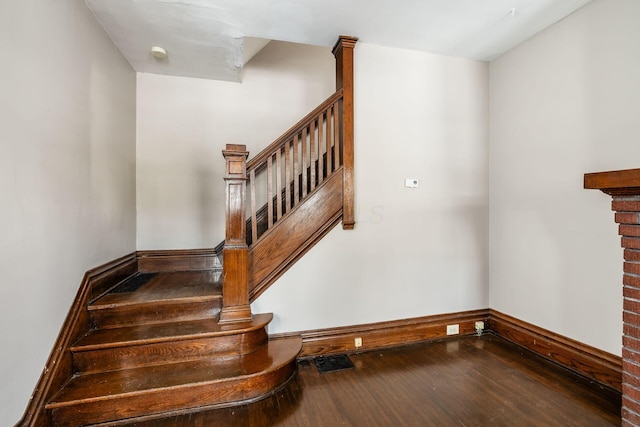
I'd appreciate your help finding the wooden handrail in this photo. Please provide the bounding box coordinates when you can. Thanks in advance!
[220,36,357,321]
[246,98,342,246]
[247,89,344,171]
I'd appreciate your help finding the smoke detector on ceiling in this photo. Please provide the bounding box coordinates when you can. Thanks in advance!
[150,46,167,59]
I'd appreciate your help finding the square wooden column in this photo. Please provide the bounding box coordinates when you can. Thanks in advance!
[332,35,357,230]
[220,144,252,324]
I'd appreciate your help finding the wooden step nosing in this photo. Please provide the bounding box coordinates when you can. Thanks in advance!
[47,348,298,408]
[86,370,298,427]
[88,294,222,311]
[47,375,244,409]
[72,314,273,351]
[48,367,298,426]
[71,332,220,352]
[71,328,263,352]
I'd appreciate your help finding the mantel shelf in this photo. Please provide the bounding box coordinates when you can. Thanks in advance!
[584,168,640,196]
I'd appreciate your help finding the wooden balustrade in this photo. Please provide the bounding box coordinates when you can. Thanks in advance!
[220,36,357,322]
[246,92,343,245]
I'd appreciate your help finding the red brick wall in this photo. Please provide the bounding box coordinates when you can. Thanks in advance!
[615,196,640,427]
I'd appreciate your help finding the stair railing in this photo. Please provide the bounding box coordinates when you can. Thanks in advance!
[220,36,357,323]
[246,89,344,246]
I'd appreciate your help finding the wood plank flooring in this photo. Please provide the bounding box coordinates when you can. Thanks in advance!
[98,334,621,426]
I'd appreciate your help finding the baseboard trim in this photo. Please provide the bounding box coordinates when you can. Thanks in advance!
[17,252,137,427]
[272,308,622,393]
[18,248,623,426]
[489,309,622,391]
[137,249,221,272]
[271,309,491,358]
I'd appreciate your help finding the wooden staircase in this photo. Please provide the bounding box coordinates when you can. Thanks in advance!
[44,271,301,426]
[17,36,356,426]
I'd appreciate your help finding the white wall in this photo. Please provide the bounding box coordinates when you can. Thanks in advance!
[490,0,640,355]
[136,41,335,249]
[254,44,489,333]
[0,1,136,423]
[9,0,638,422]
[137,41,489,332]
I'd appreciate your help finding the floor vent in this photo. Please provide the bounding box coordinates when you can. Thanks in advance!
[314,354,355,373]
[109,273,157,294]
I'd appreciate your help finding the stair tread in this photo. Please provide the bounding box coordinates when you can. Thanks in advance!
[48,337,302,408]
[72,314,273,351]
[91,271,222,309]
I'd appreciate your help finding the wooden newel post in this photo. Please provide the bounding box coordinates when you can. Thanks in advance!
[220,144,252,324]
[333,35,358,230]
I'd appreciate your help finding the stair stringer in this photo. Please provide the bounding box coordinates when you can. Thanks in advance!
[248,168,344,302]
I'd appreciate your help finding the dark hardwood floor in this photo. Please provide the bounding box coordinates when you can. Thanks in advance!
[100,334,620,426]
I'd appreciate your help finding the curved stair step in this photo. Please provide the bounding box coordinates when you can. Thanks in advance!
[72,314,273,374]
[47,337,302,426]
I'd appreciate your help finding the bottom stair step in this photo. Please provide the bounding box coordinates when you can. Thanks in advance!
[46,337,302,426]
[71,314,273,374]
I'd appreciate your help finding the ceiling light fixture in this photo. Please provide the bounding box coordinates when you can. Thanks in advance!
[151,46,167,59]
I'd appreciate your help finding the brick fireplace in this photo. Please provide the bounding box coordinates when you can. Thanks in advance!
[585,168,640,427]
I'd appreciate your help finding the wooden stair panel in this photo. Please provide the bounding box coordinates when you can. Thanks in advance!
[249,170,344,300]
[243,153,332,247]
[89,271,222,328]
[89,297,221,329]
[92,271,222,306]
[47,337,302,426]
[72,314,273,374]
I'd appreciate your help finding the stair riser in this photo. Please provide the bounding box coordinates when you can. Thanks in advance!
[90,300,220,329]
[49,362,296,426]
[73,329,268,374]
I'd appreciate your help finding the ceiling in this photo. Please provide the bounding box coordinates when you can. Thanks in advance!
[85,0,593,82]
